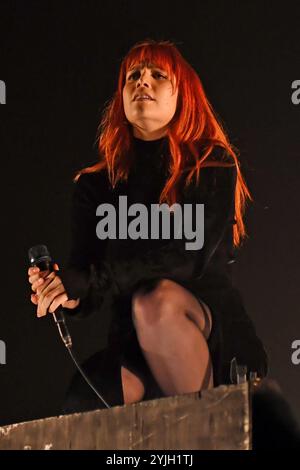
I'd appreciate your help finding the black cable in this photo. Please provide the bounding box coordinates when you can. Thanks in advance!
[65,344,111,410]
[51,307,111,409]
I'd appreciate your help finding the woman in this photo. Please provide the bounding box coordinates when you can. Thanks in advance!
[28,39,268,411]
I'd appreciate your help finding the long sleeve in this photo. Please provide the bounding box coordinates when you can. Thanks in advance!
[59,173,111,318]
[192,164,237,278]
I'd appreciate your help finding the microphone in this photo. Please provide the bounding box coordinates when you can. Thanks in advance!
[28,244,72,348]
[28,244,111,409]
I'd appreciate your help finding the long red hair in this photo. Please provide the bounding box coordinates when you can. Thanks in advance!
[76,39,252,247]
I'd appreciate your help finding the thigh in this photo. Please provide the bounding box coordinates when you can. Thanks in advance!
[152,279,213,340]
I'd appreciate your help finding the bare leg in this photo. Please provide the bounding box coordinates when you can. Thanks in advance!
[132,279,213,396]
[121,365,145,404]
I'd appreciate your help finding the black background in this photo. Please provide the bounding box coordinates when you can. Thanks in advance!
[0,0,299,426]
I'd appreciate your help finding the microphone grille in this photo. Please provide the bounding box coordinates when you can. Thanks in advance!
[28,244,51,264]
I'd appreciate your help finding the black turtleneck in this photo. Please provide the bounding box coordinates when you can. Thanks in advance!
[132,135,167,155]
[130,136,169,175]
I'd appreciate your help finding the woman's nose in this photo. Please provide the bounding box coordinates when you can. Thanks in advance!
[137,79,150,88]
[137,70,150,87]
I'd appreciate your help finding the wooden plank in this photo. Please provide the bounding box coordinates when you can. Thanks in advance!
[0,382,250,450]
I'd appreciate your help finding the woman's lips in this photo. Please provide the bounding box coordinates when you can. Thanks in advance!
[133,94,154,101]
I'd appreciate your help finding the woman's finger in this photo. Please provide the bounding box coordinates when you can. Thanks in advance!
[37,274,61,304]
[48,292,68,314]
[35,271,57,295]
[29,273,41,284]
[31,276,45,292]
[28,266,40,276]
[29,270,50,289]
[32,272,52,293]
[31,293,38,305]
[37,284,66,317]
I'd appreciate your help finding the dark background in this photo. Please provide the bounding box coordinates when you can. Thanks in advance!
[0,0,299,426]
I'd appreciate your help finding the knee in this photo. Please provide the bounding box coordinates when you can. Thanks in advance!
[132,279,177,328]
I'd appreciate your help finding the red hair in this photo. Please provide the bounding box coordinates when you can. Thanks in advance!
[76,39,252,247]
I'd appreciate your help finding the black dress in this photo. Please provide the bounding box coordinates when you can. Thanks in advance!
[60,137,268,413]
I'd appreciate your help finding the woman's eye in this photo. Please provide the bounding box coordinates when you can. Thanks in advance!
[153,71,167,79]
[128,71,140,81]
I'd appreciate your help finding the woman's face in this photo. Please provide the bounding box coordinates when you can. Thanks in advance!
[122,64,178,140]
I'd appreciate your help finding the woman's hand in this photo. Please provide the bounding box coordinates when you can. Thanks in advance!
[28,264,80,317]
